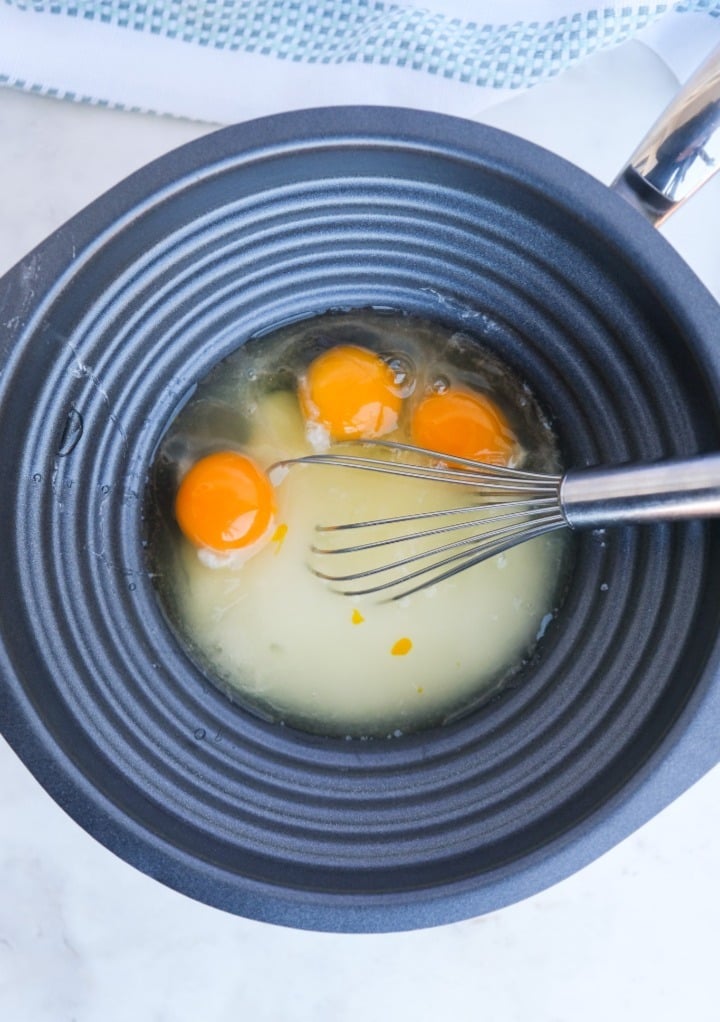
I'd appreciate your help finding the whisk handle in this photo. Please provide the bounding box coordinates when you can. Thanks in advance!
[561,454,720,529]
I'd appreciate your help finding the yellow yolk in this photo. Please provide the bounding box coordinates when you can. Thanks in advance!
[175,450,276,553]
[271,522,289,551]
[299,344,402,441]
[411,387,517,465]
[391,637,413,656]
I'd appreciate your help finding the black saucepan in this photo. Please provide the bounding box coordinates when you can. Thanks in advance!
[2,66,720,933]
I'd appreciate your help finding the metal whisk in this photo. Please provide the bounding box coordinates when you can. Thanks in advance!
[269,441,720,600]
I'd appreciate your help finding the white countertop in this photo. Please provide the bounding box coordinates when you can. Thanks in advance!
[2,40,720,1022]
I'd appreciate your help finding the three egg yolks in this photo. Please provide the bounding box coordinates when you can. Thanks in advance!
[411,387,516,465]
[299,344,402,441]
[175,349,517,555]
[175,450,276,553]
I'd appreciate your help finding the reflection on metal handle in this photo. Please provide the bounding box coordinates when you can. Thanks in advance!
[560,454,720,529]
[611,44,720,225]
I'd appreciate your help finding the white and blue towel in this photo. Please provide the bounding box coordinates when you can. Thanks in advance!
[1,1,719,122]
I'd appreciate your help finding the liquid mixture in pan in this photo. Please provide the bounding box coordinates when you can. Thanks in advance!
[147,310,571,737]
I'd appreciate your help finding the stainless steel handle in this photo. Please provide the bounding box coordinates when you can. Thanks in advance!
[560,453,720,529]
[611,43,720,225]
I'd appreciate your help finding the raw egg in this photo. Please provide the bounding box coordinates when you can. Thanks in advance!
[299,344,402,443]
[149,310,570,738]
[411,387,517,465]
[175,450,276,555]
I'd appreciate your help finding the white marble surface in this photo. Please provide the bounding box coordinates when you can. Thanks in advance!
[2,42,720,1021]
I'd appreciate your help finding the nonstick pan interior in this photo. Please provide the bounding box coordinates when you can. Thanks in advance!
[1,108,720,932]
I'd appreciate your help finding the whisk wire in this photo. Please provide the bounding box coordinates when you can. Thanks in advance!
[317,513,567,599]
[270,439,567,600]
[313,498,563,555]
[315,494,559,533]
[270,441,561,493]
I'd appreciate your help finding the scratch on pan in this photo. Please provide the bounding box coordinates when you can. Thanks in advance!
[18,253,40,307]
[87,546,158,582]
[63,335,128,446]
[418,287,495,326]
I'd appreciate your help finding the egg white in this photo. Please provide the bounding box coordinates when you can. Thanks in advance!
[171,390,567,737]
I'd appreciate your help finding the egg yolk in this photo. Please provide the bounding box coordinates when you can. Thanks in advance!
[410,388,517,465]
[299,344,402,441]
[175,451,276,553]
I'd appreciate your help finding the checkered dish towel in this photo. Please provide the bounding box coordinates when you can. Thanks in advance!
[1,1,720,123]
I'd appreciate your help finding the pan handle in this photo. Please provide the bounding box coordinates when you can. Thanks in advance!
[611,43,720,225]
